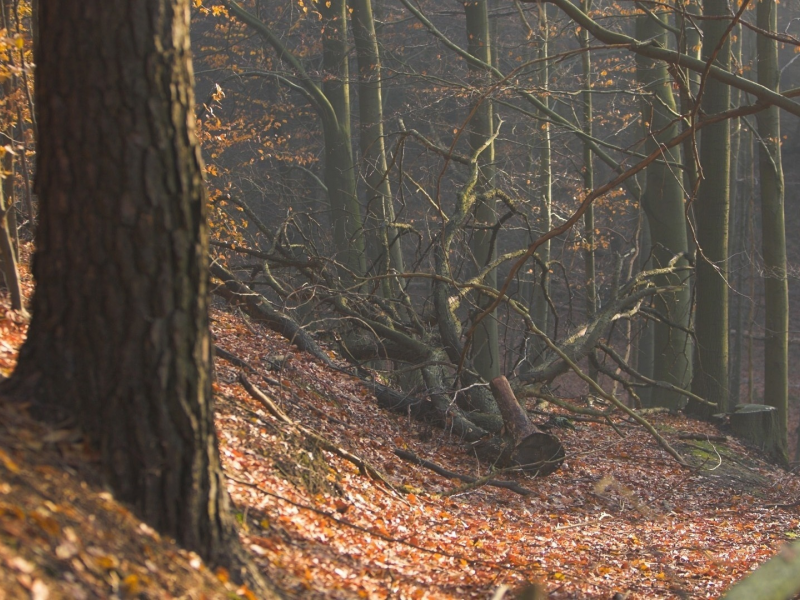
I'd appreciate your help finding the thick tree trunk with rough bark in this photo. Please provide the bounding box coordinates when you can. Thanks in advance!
[3,1,271,592]
[320,0,366,279]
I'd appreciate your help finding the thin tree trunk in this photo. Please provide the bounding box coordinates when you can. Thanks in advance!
[580,0,597,384]
[0,179,22,311]
[728,25,744,408]
[675,0,701,196]
[636,213,654,406]
[755,0,788,460]
[524,1,551,371]
[465,0,500,381]
[635,12,693,410]
[350,0,403,294]
[688,0,731,416]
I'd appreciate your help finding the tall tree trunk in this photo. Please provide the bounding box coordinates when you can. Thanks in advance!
[1,0,18,261]
[580,0,597,384]
[635,11,693,410]
[320,0,367,278]
[3,1,270,591]
[522,1,551,371]
[755,0,788,460]
[688,0,731,416]
[0,0,22,309]
[465,0,500,380]
[636,214,654,406]
[0,178,22,311]
[350,0,403,294]
[675,0,701,196]
[728,25,744,408]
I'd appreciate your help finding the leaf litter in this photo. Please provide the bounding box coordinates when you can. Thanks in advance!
[1,247,799,598]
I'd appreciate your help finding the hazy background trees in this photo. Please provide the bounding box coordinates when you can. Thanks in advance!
[183,0,800,457]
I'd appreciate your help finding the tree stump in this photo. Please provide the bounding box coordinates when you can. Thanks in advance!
[729,404,780,454]
[477,376,564,476]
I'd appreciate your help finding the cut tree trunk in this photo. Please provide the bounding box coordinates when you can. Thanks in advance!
[730,404,782,458]
[477,376,564,476]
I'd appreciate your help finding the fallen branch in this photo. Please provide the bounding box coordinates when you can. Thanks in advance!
[211,263,334,366]
[393,449,533,496]
[214,345,280,386]
[598,342,715,407]
[239,374,398,491]
[677,432,728,442]
[525,322,689,466]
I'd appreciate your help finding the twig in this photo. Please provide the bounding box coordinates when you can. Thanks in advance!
[764,499,800,509]
[527,323,690,466]
[393,449,532,496]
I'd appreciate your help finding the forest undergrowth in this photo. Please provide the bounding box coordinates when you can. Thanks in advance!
[1,246,800,599]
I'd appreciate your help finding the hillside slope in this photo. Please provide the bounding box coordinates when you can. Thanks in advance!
[1,267,799,598]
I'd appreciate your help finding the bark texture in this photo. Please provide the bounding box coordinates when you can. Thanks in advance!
[6,0,269,589]
[350,0,403,291]
[465,0,500,381]
[689,0,731,415]
[755,0,788,461]
[320,0,366,278]
[635,12,692,409]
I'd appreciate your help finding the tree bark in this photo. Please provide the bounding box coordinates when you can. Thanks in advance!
[465,0,500,381]
[580,0,597,384]
[754,0,788,461]
[3,1,272,592]
[487,376,564,475]
[689,0,731,417]
[635,12,693,410]
[350,0,404,293]
[720,540,800,600]
[320,0,366,279]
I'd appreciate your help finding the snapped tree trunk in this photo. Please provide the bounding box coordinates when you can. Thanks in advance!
[482,376,564,475]
[3,1,272,592]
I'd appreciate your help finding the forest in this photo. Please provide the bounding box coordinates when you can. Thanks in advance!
[1,0,800,597]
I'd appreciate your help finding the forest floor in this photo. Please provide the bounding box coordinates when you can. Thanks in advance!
[1,249,800,599]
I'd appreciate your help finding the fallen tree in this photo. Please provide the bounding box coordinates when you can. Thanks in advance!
[209,260,700,472]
